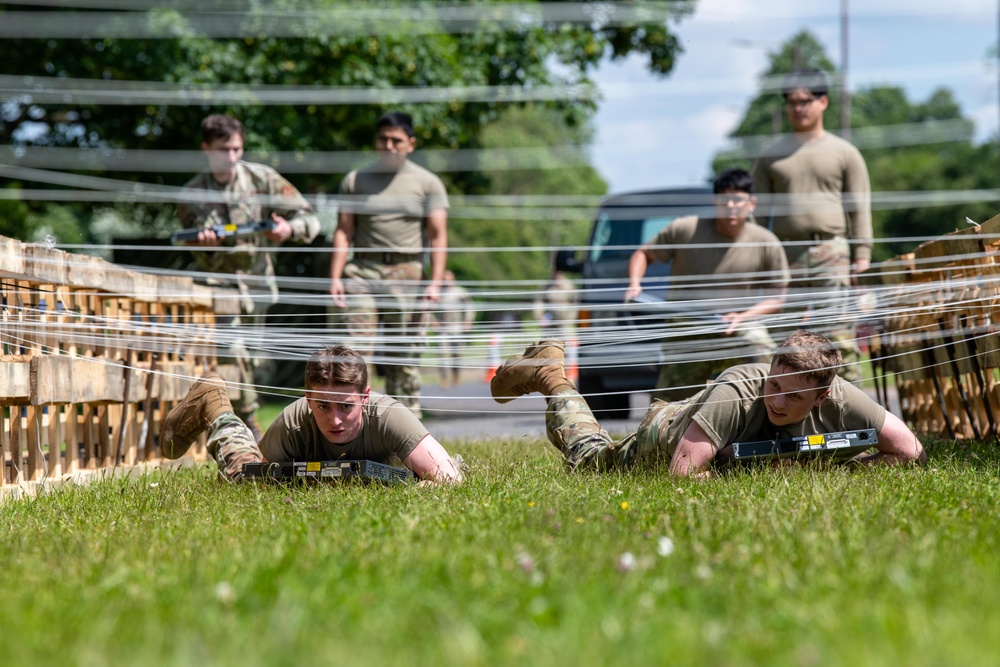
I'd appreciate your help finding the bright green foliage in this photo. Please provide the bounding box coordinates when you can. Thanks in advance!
[0,1,696,191]
[449,104,607,284]
[1,438,998,666]
[712,30,1000,260]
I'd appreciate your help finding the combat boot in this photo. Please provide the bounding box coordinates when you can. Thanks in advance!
[490,340,572,403]
[160,372,233,459]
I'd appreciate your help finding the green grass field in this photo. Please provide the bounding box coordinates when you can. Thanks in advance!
[2,438,998,667]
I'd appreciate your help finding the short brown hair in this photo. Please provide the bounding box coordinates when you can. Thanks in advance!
[772,330,842,389]
[201,114,245,144]
[304,344,368,391]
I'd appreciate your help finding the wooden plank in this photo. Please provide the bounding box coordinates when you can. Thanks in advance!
[0,235,25,278]
[26,405,41,481]
[65,404,79,474]
[1,407,9,485]
[10,406,22,483]
[31,356,126,405]
[0,358,31,404]
[22,245,68,285]
[97,405,111,468]
[83,403,97,469]
[47,404,61,478]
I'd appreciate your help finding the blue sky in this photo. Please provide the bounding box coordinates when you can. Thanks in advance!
[590,0,998,192]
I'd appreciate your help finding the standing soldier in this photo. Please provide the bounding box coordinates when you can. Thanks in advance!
[752,69,872,383]
[330,111,449,418]
[176,113,320,437]
[534,269,578,344]
[433,270,475,388]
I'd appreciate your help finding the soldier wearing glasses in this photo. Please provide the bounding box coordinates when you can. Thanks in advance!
[752,69,872,383]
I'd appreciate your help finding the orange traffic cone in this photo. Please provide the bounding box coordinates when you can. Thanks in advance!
[484,333,501,381]
[566,336,579,384]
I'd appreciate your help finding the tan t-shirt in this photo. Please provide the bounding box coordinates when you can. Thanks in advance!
[339,160,449,252]
[257,392,428,463]
[662,363,886,455]
[647,215,789,305]
[752,132,872,261]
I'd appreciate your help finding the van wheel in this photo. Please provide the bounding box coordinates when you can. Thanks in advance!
[579,375,631,420]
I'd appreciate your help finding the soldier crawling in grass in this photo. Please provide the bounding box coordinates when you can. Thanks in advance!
[490,330,925,476]
[159,344,463,484]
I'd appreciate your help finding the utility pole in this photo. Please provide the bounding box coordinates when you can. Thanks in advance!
[841,0,851,141]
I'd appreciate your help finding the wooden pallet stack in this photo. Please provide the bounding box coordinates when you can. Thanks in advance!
[1,235,240,493]
[869,214,1000,440]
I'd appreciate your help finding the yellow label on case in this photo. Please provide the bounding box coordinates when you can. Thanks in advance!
[808,435,825,445]
[306,462,321,472]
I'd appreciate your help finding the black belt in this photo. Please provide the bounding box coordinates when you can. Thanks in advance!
[810,233,845,242]
[363,252,421,265]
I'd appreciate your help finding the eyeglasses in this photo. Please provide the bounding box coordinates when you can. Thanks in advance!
[785,96,821,109]
[713,194,752,206]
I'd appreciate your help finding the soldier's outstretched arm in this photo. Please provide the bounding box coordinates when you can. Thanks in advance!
[668,421,718,477]
[403,433,464,484]
[853,411,926,467]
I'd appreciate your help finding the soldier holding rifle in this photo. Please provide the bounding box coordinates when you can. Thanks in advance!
[176,113,321,437]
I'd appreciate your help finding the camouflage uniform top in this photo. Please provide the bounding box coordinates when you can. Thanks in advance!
[752,132,872,262]
[177,161,321,286]
[661,362,885,455]
[257,392,429,463]
[646,215,789,306]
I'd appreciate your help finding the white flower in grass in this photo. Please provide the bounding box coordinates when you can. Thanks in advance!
[657,536,675,557]
[214,581,236,605]
[616,552,636,572]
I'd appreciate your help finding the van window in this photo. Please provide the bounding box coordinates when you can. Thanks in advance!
[589,213,678,263]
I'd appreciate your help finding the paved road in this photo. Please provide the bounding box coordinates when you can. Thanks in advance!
[420,375,645,442]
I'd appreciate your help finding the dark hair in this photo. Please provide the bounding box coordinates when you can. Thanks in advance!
[772,330,842,390]
[713,168,753,195]
[781,69,829,99]
[201,114,245,144]
[305,344,368,391]
[376,111,414,137]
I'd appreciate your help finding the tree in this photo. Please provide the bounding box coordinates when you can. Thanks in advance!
[448,104,607,284]
[712,30,1000,260]
[0,0,695,260]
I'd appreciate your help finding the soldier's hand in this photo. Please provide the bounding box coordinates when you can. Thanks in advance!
[720,311,743,335]
[423,281,441,303]
[624,285,642,302]
[265,214,293,243]
[330,278,347,309]
[195,228,222,246]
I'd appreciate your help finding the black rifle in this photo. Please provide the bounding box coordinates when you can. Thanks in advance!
[242,459,414,485]
[626,292,725,327]
[728,428,878,463]
[171,220,276,245]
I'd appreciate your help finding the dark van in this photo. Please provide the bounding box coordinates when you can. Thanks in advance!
[556,187,714,419]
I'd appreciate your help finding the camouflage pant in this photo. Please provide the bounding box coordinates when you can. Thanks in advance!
[437,329,463,382]
[329,260,425,414]
[785,238,861,383]
[206,412,263,478]
[654,323,775,402]
[544,390,690,471]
